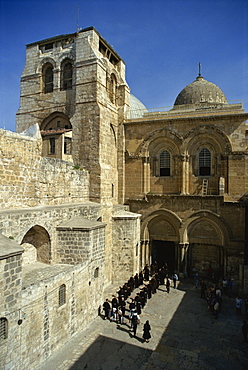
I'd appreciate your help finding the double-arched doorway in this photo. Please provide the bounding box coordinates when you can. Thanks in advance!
[141,210,229,277]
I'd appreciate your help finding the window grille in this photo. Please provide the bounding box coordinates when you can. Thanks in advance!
[0,318,8,341]
[62,62,73,90]
[49,138,55,154]
[59,284,66,307]
[199,148,211,176]
[159,150,170,176]
[43,64,53,93]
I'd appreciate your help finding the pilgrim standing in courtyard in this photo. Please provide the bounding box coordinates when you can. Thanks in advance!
[172,272,178,289]
[131,310,140,337]
[103,299,110,319]
[166,276,171,293]
[143,320,151,343]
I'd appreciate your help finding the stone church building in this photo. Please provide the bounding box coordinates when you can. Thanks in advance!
[1,26,248,369]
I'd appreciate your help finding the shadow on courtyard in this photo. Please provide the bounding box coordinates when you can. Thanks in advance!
[69,281,248,370]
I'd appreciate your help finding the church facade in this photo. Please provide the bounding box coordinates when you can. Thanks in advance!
[0,26,248,369]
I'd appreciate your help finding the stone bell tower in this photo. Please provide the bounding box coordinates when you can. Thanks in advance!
[16,27,130,205]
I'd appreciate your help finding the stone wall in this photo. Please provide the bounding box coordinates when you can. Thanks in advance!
[0,259,104,370]
[0,238,23,370]
[0,128,89,210]
[112,210,141,281]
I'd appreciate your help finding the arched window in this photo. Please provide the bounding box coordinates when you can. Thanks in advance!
[59,284,66,307]
[42,63,53,93]
[159,150,170,176]
[199,148,211,176]
[0,318,8,341]
[61,61,73,90]
[109,74,117,104]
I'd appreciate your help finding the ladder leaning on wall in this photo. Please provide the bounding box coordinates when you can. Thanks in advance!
[202,179,208,195]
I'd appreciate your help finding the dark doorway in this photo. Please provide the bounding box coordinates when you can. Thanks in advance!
[152,240,175,272]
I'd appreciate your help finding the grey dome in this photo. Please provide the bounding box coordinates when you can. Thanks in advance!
[174,76,228,107]
[130,94,147,118]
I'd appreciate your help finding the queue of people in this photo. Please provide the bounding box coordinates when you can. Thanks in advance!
[101,262,176,342]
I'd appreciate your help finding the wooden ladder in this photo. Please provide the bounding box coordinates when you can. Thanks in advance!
[202,179,208,195]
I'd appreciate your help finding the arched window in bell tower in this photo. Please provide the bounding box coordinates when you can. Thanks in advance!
[61,60,73,90]
[109,73,117,104]
[43,63,54,93]
[199,148,211,176]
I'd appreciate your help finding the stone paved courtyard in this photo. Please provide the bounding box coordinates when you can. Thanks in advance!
[37,280,248,370]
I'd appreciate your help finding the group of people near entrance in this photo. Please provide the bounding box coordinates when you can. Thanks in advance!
[102,262,177,342]
[199,274,248,342]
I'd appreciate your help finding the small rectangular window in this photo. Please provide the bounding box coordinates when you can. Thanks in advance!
[0,318,8,341]
[59,284,66,307]
[49,138,55,154]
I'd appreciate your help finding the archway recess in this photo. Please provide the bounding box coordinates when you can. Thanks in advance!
[142,211,181,272]
[186,215,227,278]
[21,225,51,264]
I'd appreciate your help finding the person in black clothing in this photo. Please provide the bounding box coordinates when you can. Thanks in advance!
[147,282,152,299]
[103,299,110,319]
[112,296,118,309]
[143,320,151,342]
[144,264,150,281]
[131,311,140,336]
[120,296,126,318]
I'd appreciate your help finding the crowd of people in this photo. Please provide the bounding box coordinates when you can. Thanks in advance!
[101,262,177,342]
[198,274,248,342]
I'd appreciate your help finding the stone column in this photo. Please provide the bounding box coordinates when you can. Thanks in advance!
[179,242,189,277]
[140,241,146,269]
[142,157,150,194]
[145,240,150,266]
[180,154,189,195]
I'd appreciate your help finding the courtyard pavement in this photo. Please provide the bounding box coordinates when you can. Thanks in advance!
[37,280,248,370]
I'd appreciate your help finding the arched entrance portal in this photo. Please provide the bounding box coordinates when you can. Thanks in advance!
[21,225,51,264]
[147,215,179,272]
[187,217,224,278]
[152,240,175,269]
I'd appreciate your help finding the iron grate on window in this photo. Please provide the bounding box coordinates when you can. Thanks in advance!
[59,284,66,307]
[0,318,8,341]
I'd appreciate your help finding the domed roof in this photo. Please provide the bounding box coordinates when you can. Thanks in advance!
[130,94,147,118]
[174,75,228,107]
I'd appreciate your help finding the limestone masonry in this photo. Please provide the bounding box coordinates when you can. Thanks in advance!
[0,26,248,369]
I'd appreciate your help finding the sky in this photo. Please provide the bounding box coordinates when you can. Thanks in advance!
[0,0,247,132]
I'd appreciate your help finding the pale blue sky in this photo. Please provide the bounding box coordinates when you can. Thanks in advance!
[0,0,247,131]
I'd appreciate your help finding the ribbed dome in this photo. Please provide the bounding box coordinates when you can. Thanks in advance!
[174,76,228,107]
[130,94,147,118]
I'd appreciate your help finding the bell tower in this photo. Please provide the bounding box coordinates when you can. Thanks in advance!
[16,27,130,205]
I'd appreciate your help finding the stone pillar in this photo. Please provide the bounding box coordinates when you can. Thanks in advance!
[180,154,189,195]
[179,242,189,277]
[145,240,150,266]
[142,157,150,194]
[140,241,145,269]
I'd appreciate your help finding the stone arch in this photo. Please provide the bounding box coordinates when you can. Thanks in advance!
[148,134,181,177]
[40,111,72,131]
[184,210,231,276]
[21,225,51,264]
[183,125,232,154]
[141,210,181,269]
[36,57,56,74]
[138,127,183,157]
